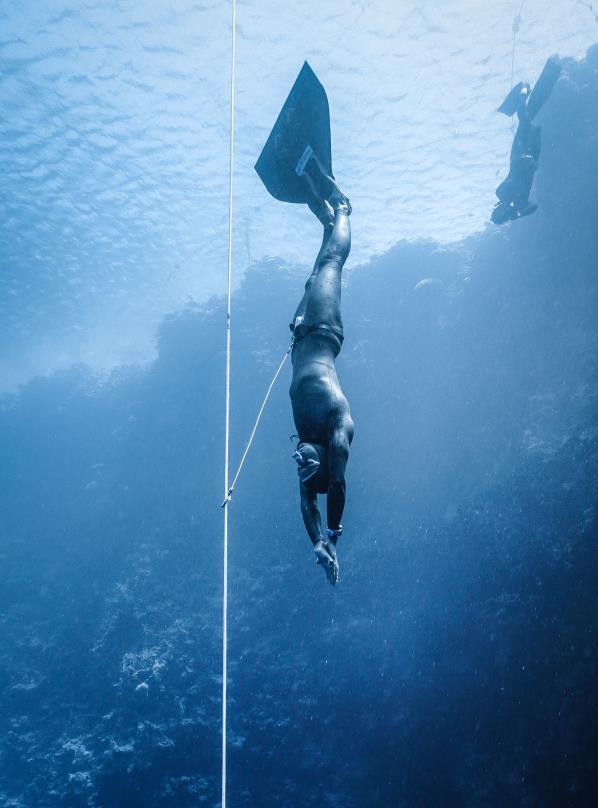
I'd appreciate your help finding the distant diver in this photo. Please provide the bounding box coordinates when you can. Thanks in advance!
[255,63,354,586]
[491,55,562,225]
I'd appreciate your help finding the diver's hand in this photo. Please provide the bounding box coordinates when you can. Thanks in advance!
[314,539,339,586]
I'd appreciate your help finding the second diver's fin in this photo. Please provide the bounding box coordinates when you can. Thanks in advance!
[527,56,562,120]
[255,62,333,204]
[497,81,529,116]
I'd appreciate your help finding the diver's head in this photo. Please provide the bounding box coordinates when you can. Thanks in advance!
[292,441,326,483]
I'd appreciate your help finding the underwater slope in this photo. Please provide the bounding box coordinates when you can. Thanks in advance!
[1,47,597,807]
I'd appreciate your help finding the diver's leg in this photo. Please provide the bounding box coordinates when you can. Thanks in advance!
[291,221,335,327]
[512,114,531,160]
[496,176,513,202]
[311,218,336,274]
[292,159,351,330]
[302,206,351,331]
[319,204,351,267]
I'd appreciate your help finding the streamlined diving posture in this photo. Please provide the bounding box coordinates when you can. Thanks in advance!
[255,63,353,585]
[288,158,353,586]
[492,55,562,225]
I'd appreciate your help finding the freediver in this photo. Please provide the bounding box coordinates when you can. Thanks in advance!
[288,154,354,586]
[254,62,354,585]
[491,56,562,225]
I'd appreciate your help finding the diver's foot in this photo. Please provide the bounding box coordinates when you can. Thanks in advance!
[303,155,351,216]
[328,187,352,217]
[314,539,339,586]
[307,195,335,228]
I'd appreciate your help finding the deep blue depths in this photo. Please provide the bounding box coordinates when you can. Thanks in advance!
[1,50,598,807]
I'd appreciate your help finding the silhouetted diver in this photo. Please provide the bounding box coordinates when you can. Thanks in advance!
[255,63,354,585]
[289,159,353,586]
[492,56,562,225]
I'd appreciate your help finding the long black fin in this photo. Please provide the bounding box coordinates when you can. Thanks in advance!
[255,62,333,204]
[527,56,562,120]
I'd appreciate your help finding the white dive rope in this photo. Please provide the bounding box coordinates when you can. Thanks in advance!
[220,2,295,800]
[510,0,526,90]
[222,342,293,508]
[222,0,236,805]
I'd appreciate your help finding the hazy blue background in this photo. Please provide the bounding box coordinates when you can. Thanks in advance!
[1,0,597,390]
[1,2,598,806]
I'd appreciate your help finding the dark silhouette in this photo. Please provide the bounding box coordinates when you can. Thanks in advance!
[289,157,354,585]
[492,56,561,224]
[255,62,354,585]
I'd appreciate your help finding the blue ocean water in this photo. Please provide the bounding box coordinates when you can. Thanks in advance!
[1,2,598,806]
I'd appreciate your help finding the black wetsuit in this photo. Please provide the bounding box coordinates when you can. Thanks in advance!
[495,108,541,211]
[289,207,354,542]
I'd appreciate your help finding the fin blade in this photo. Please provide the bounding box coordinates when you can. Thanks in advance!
[527,56,562,120]
[497,81,527,116]
[255,61,333,204]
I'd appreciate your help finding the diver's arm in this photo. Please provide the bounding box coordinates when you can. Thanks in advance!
[327,477,346,533]
[299,481,324,545]
[327,416,353,530]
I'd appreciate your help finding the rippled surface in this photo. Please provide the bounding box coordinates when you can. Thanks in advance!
[0,0,596,388]
[1,7,598,805]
